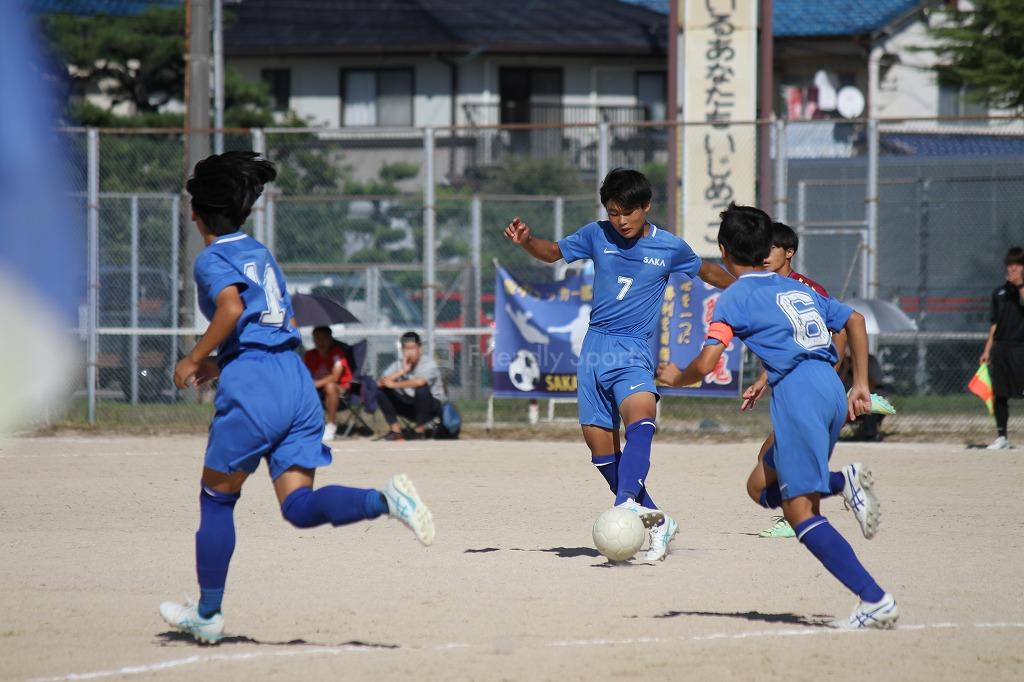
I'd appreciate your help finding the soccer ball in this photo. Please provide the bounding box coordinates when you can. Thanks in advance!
[508,349,541,391]
[592,507,646,561]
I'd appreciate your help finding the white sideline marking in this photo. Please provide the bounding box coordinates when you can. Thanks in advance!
[29,622,1024,682]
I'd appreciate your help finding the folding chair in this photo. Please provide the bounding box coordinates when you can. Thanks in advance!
[333,339,375,437]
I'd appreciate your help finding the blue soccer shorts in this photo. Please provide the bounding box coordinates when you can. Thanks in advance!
[764,360,847,500]
[576,329,660,430]
[205,349,331,480]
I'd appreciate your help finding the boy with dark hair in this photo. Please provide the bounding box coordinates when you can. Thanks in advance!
[377,330,447,441]
[658,203,898,629]
[745,220,851,539]
[303,326,353,442]
[159,152,435,644]
[504,167,734,561]
[981,246,1024,449]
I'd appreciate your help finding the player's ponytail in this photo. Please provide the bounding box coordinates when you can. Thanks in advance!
[186,151,277,235]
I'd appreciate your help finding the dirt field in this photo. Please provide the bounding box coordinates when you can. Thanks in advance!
[1,435,1022,681]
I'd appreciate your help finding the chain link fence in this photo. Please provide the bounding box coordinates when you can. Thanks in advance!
[51,117,1023,440]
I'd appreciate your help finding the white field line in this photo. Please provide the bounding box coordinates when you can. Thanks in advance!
[28,622,1024,682]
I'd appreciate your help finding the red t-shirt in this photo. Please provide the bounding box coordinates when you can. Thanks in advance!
[303,346,352,390]
[789,270,829,298]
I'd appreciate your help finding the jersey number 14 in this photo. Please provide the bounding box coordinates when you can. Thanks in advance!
[244,262,287,326]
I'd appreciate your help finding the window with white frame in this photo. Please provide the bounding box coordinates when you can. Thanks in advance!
[636,71,667,121]
[341,69,414,126]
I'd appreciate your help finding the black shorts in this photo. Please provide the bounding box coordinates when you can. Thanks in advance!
[990,343,1024,398]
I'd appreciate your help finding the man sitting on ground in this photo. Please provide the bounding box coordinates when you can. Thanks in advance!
[303,326,352,442]
[378,331,446,441]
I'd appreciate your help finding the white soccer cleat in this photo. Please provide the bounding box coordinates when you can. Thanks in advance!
[159,599,224,644]
[987,436,1011,450]
[384,473,435,546]
[615,499,665,529]
[840,462,880,539]
[322,422,337,443]
[831,592,899,629]
[644,515,679,561]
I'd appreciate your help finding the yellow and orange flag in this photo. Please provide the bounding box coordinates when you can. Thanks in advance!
[968,364,994,415]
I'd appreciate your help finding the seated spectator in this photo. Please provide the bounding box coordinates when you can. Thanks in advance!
[378,331,446,441]
[303,326,352,442]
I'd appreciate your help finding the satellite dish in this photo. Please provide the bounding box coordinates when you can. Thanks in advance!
[837,86,865,119]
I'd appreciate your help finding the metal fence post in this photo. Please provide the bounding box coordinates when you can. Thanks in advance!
[423,126,437,357]
[773,119,788,222]
[86,128,99,425]
[865,118,879,300]
[597,122,610,220]
[170,193,180,400]
[129,194,140,405]
[266,191,276,255]
[251,128,266,242]
[795,180,807,275]
[470,194,483,399]
[553,195,564,241]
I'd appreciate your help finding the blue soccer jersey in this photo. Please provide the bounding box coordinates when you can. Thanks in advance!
[558,221,701,339]
[707,272,852,385]
[194,231,300,362]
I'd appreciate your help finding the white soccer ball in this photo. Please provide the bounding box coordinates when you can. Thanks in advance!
[592,507,646,561]
[508,349,541,391]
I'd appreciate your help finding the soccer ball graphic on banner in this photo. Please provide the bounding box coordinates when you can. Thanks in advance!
[592,507,646,561]
[508,349,541,391]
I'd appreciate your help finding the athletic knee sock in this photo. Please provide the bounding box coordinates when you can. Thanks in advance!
[591,453,618,495]
[196,487,240,618]
[592,452,659,510]
[758,483,783,509]
[615,420,656,505]
[995,397,1009,437]
[795,515,885,603]
[281,486,389,529]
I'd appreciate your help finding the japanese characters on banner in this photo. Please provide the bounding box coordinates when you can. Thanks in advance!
[681,0,758,256]
[653,273,740,397]
[493,266,740,399]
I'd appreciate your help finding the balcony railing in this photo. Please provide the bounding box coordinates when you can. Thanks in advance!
[461,103,655,127]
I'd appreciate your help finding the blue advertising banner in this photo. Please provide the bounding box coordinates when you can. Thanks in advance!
[493,266,741,399]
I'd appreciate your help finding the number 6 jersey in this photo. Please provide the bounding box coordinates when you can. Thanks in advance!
[706,271,853,385]
[193,231,300,363]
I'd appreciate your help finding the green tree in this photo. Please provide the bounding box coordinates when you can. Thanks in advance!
[925,0,1024,110]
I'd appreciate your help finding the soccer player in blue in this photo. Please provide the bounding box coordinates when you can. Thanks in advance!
[658,203,899,628]
[159,152,435,644]
[504,168,733,561]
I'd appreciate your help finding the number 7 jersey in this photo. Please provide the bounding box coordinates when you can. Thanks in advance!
[558,221,702,339]
[193,231,300,363]
[707,272,853,385]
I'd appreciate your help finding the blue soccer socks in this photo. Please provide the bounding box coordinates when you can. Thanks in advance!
[280,485,387,529]
[826,471,845,497]
[592,453,618,493]
[615,420,657,506]
[196,486,240,618]
[795,515,886,603]
[594,451,659,511]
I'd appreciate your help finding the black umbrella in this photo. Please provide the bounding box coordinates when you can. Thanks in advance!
[291,292,359,326]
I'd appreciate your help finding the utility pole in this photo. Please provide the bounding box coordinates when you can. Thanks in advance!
[183,0,211,329]
[212,0,224,154]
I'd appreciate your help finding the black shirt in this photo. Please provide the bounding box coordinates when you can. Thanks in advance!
[991,282,1024,343]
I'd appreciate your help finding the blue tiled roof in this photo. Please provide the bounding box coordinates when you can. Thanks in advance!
[620,0,923,37]
[30,0,180,16]
[881,133,1024,157]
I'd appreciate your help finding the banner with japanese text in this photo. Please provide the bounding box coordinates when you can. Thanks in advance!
[493,266,740,399]
[681,0,758,256]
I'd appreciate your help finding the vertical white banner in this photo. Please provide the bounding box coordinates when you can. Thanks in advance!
[681,0,759,256]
